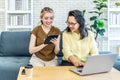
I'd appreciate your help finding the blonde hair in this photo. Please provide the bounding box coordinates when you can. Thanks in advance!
[40,7,54,19]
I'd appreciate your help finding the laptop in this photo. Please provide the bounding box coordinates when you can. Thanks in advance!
[70,53,118,76]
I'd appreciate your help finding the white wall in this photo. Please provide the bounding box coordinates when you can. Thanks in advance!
[33,0,94,31]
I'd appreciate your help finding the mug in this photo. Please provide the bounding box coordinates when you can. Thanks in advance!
[25,64,33,78]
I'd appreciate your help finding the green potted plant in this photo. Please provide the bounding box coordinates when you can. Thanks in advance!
[89,0,107,40]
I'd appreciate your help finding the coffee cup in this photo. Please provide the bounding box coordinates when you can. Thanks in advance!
[25,64,33,78]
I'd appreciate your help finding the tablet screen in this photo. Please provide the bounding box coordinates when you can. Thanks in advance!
[44,34,58,44]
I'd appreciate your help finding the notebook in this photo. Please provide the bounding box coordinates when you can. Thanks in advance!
[70,53,118,76]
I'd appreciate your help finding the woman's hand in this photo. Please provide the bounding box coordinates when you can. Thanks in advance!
[29,34,48,54]
[50,38,59,45]
[69,56,84,67]
[72,59,84,67]
[50,38,60,54]
[50,35,60,54]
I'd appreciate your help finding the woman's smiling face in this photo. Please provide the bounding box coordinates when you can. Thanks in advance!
[67,16,80,33]
[41,12,54,27]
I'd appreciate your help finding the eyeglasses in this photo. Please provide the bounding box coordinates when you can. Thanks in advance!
[66,21,77,26]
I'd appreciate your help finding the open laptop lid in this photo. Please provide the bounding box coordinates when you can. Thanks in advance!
[70,53,118,75]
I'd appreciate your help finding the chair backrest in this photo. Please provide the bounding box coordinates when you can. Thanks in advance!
[0,31,31,57]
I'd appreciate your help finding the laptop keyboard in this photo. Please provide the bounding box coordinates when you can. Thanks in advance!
[77,66,83,72]
[78,69,82,72]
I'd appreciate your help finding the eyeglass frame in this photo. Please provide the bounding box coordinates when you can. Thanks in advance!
[65,21,78,26]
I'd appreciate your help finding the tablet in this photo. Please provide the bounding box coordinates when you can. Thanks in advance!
[44,34,58,44]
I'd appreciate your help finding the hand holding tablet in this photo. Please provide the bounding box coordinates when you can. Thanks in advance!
[44,34,58,44]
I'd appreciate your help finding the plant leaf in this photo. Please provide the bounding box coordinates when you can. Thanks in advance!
[101,0,107,2]
[82,10,86,17]
[89,11,99,14]
[93,0,99,3]
[90,16,97,21]
[101,18,108,21]
[100,3,107,8]
[97,20,104,29]
[98,28,105,36]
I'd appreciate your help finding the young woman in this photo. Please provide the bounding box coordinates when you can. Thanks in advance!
[29,7,60,66]
[62,10,98,67]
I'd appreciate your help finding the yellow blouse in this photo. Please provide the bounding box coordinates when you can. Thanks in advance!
[62,30,98,62]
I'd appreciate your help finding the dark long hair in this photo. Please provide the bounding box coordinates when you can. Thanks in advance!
[65,10,88,39]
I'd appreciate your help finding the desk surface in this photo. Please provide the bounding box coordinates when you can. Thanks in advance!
[17,66,120,80]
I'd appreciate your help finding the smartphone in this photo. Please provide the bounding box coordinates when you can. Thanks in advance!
[44,34,58,44]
